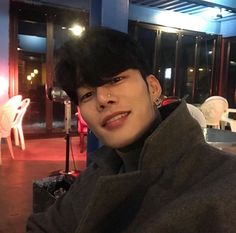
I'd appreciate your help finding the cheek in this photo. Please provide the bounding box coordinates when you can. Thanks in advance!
[122,81,149,102]
[132,85,153,111]
[79,106,95,127]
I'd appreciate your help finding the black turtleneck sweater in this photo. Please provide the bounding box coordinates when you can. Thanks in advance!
[115,101,180,173]
[115,111,162,173]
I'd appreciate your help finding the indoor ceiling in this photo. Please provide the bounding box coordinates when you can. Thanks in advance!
[129,0,236,21]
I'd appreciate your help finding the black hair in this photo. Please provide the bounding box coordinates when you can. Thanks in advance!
[55,27,151,104]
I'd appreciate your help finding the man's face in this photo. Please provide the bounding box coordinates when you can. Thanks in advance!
[77,69,161,148]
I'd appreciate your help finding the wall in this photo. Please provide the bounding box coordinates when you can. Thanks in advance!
[0,0,9,104]
[220,19,236,37]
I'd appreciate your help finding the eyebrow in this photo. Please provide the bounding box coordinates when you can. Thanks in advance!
[104,74,127,80]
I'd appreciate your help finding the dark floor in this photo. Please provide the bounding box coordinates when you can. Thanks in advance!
[0,136,86,233]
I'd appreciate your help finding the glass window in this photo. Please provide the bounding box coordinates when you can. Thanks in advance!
[194,36,214,103]
[17,9,47,133]
[136,26,157,73]
[130,21,220,104]
[158,31,177,96]
[227,42,236,107]
[179,34,196,102]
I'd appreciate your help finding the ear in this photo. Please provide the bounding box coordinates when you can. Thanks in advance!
[146,75,162,102]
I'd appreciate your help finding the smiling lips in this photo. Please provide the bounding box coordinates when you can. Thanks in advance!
[102,112,130,128]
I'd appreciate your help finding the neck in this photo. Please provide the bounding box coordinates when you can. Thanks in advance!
[115,110,162,172]
[116,110,162,154]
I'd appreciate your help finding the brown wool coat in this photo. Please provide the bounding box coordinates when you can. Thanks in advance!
[27,101,236,233]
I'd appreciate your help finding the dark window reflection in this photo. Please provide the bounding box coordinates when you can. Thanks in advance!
[18,14,47,133]
[227,42,236,107]
[158,31,177,96]
[136,26,157,72]
[179,34,196,101]
[194,36,214,103]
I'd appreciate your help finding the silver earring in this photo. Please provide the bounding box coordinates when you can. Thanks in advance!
[154,98,162,108]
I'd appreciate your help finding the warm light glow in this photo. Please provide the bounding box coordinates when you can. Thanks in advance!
[189,68,194,72]
[31,73,35,77]
[162,27,177,33]
[154,10,206,32]
[0,75,8,97]
[27,75,32,81]
[199,68,204,71]
[33,69,38,74]
[69,24,85,36]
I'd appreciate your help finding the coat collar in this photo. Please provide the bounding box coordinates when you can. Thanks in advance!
[139,100,205,171]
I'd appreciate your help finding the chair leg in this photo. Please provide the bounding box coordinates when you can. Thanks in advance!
[6,136,14,159]
[13,127,20,146]
[79,133,85,153]
[18,127,25,150]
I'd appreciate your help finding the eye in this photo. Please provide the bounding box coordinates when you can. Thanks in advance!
[110,76,123,84]
[79,91,94,103]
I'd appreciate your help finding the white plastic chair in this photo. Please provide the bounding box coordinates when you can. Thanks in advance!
[220,108,236,132]
[0,105,17,164]
[187,104,207,128]
[200,96,228,129]
[0,95,23,164]
[12,98,30,150]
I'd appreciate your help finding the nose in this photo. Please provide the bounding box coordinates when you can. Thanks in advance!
[96,86,116,111]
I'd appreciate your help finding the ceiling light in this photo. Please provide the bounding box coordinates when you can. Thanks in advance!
[69,24,85,36]
[34,69,38,74]
[198,7,230,20]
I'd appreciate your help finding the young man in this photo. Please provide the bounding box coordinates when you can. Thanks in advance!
[27,27,236,233]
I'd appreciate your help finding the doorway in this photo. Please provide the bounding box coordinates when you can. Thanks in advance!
[9,2,89,136]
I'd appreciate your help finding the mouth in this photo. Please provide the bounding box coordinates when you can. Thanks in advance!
[102,111,130,128]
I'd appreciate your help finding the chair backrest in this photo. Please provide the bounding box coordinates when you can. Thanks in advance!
[200,96,228,127]
[0,105,16,137]
[4,95,22,108]
[76,107,88,133]
[12,98,31,127]
[187,104,207,128]
[204,96,228,105]
[0,95,22,117]
[0,95,23,134]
